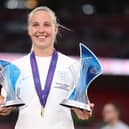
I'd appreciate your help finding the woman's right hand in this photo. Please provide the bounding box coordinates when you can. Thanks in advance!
[0,96,15,116]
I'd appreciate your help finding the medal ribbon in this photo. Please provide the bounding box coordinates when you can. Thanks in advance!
[30,50,58,107]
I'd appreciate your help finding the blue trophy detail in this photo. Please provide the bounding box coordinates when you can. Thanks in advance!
[61,43,103,111]
[0,60,25,107]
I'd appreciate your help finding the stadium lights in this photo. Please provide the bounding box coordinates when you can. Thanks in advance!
[82,4,95,15]
[5,0,26,9]
[25,0,39,9]
[5,0,38,9]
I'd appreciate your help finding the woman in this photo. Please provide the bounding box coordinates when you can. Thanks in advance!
[0,6,94,129]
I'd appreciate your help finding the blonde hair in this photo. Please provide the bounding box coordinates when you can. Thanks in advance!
[28,6,58,26]
[28,6,71,30]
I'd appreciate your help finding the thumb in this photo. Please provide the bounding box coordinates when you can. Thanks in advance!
[90,103,95,110]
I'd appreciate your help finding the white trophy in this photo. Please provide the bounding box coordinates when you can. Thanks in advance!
[0,60,25,107]
[61,43,103,111]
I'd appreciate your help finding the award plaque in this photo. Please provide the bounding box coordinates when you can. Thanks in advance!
[61,43,103,111]
[0,60,25,107]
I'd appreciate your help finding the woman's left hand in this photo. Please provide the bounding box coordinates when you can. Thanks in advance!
[72,103,94,120]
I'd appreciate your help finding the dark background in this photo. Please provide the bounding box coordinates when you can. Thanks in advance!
[0,0,129,129]
[1,0,129,58]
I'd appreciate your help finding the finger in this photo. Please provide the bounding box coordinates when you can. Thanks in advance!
[0,110,12,116]
[0,107,7,112]
[6,106,15,110]
[2,107,15,112]
[0,106,14,114]
[0,108,12,116]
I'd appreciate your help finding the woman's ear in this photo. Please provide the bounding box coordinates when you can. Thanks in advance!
[54,24,59,35]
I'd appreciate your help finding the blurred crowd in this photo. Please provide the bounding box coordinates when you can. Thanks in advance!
[99,103,129,129]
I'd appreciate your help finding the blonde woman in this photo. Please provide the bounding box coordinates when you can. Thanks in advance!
[0,6,94,129]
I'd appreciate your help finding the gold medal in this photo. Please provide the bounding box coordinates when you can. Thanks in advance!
[41,107,44,117]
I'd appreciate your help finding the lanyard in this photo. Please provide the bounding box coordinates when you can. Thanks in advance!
[30,50,58,107]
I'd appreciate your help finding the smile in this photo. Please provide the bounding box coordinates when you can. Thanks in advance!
[35,34,49,40]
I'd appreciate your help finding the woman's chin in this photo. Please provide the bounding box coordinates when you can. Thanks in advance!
[36,44,51,50]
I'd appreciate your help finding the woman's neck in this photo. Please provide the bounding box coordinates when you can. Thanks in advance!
[33,47,54,57]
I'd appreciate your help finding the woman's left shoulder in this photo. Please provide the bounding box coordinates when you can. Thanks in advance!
[58,52,78,65]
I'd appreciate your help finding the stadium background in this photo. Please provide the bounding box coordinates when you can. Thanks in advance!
[0,0,129,129]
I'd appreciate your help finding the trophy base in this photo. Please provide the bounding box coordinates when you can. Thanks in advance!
[60,99,91,112]
[2,100,25,107]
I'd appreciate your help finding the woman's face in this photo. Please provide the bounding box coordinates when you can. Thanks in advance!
[28,10,58,50]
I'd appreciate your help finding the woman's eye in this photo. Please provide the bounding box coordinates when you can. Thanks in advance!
[32,23,39,27]
[44,23,51,27]
[31,22,52,27]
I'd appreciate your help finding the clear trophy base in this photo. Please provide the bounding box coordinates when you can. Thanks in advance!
[2,100,25,107]
[60,99,91,112]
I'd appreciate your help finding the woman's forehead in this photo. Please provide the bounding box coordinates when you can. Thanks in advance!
[29,10,53,22]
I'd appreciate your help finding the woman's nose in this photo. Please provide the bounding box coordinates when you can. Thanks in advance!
[38,26,45,33]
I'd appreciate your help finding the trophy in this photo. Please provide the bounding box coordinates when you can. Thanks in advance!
[61,43,103,111]
[0,60,25,107]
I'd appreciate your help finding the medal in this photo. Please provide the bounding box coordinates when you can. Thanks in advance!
[30,50,58,118]
[41,107,44,117]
